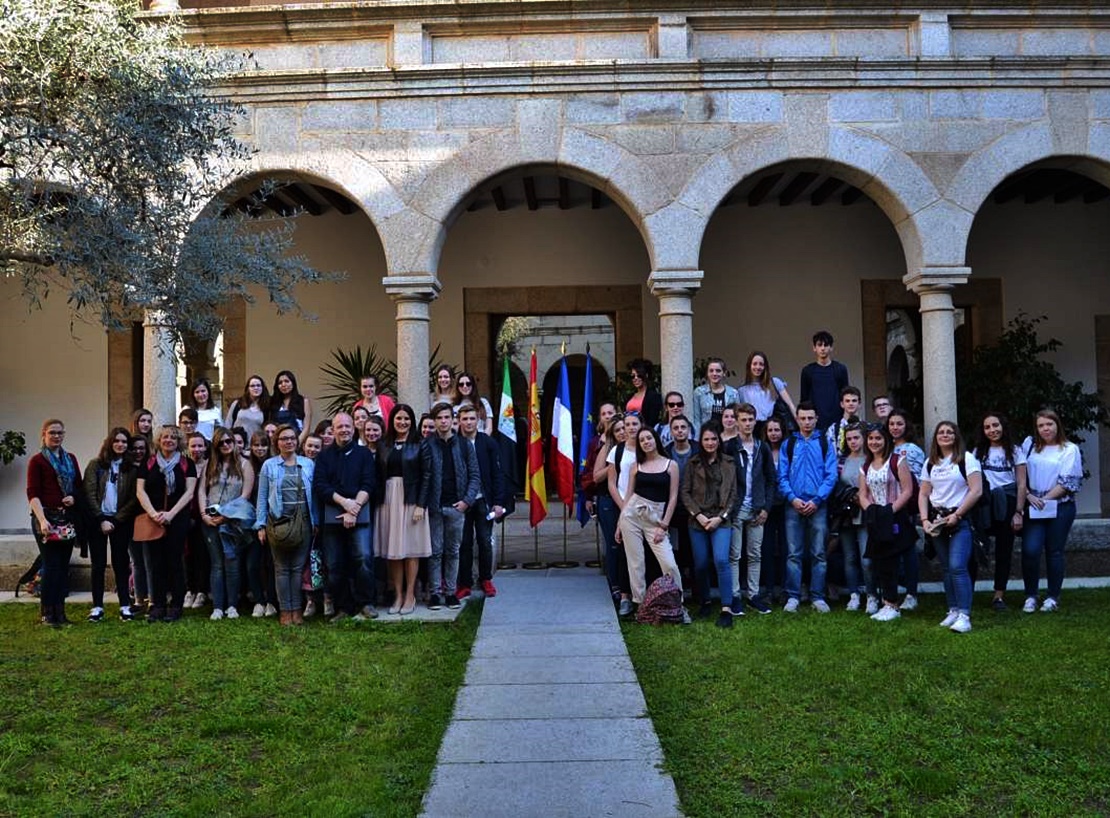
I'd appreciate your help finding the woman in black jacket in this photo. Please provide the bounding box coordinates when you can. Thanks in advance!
[375,404,432,614]
[83,428,139,621]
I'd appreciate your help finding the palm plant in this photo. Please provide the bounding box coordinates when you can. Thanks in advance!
[318,345,398,416]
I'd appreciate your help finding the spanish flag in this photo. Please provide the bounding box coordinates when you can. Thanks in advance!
[525,348,548,527]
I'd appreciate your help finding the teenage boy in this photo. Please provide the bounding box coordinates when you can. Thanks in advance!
[456,404,508,600]
[730,403,777,615]
[871,394,893,422]
[425,402,480,610]
[825,386,862,452]
[778,402,838,613]
[664,414,698,594]
[800,330,850,433]
[656,392,688,447]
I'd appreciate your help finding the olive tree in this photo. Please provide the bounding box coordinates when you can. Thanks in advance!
[0,0,332,341]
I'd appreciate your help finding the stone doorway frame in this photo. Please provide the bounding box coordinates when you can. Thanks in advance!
[463,285,644,397]
[861,278,1004,417]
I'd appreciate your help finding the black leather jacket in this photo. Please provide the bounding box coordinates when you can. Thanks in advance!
[378,438,432,508]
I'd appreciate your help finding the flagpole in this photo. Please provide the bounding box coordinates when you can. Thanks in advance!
[523,524,545,570]
[550,499,579,568]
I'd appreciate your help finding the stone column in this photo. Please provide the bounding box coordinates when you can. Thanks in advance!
[649,270,703,403]
[142,309,178,428]
[906,268,970,440]
[384,276,441,413]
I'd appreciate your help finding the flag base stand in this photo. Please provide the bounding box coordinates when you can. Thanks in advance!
[550,560,579,568]
[497,562,518,570]
[522,527,545,569]
[585,519,602,568]
[496,521,515,569]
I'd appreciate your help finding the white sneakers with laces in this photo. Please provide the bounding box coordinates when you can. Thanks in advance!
[949,613,972,633]
[1022,597,1038,613]
[846,593,860,612]
[939,609,959,628]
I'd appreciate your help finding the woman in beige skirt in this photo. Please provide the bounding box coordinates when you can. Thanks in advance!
[375,404,432,614]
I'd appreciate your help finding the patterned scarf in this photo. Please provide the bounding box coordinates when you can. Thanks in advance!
[156,451,181,495]
[41,446,76,496]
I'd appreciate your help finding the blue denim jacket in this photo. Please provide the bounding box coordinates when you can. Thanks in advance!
[690,384,739,435]
[254,455,317,529]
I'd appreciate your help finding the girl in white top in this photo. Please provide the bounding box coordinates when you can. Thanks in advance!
[1019,409,1084,613]
[607,413,642,614]
[971,412,1028,611]
[191,378,222,441]
[737,350,797,427]
[918,420,982,634]
[885,408,924,610]
[858,424,915,621]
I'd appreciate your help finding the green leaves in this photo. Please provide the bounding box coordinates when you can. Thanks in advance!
[1,0,327,344]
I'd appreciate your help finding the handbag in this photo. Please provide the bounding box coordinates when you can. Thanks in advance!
[32,507,77,542]
[134,487,169,543]
[266,467,308,551]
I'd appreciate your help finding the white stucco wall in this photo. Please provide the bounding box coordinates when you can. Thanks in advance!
[0,294,108,531]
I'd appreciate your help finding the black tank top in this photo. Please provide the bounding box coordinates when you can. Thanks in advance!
[634,468,671,503]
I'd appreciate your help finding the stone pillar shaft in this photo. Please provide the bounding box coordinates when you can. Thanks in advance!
[385,276,441,413]
[142,309,178,429]
[907,268,971,442]
[650,270,703,403]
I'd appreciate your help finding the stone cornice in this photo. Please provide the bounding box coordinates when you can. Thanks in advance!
[210,57,1110,102]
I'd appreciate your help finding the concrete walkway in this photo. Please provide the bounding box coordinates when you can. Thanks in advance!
[420,568,682,818]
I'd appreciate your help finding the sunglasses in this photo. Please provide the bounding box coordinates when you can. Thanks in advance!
[666,402,684,408]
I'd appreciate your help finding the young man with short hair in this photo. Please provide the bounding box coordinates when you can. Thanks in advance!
[871,394,892,422]
[799,330,850,433]
[729,403,777,615]
[456,404,508,600]
[656,392,688,448]
[664,414,698,594]
[825,385,862,452]
[424,402,480,610]
[778,402,838,613]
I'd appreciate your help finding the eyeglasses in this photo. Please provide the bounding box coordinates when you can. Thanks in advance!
[666,402,684,408]
[47,430,65,436]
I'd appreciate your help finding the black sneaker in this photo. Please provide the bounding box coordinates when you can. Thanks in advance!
[119,606,135,622]
[445,594,461,610]
[428,594,443,611]
[992,597,1007,612]
[716,611,734,629]
[697,602,713,619]
[730,597,745,616]
[748,597,772,615]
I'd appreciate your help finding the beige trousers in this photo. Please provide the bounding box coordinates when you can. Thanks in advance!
[619,495,682,603]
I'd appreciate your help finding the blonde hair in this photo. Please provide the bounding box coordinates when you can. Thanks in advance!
[155,425,185,453]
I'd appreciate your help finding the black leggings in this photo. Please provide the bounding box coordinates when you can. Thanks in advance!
[88,519,133,608]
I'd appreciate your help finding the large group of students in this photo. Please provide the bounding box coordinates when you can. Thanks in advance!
[27,367,509,626]
[582,332,1085,632]
[27,333,1085,633]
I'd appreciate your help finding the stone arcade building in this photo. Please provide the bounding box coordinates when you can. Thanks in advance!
[3,0,1110,529]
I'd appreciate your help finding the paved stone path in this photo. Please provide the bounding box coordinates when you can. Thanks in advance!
[420,567,682,818]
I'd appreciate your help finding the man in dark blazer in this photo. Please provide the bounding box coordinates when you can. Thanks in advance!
[456,403,509,598]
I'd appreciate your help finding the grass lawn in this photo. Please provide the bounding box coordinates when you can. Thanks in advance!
[623,590,1110,817]
[0,601,480,817]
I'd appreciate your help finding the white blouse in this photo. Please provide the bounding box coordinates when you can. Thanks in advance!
[923,452,981,509]
[1023,438,1083,499]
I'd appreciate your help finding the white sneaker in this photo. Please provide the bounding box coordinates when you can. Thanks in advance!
[226,607,239,619]
[252,603,266,618]
[950,613,972,633]
[192,592,207,609]
[264,603,277,617]
[210,609,224,621]
[846,593,860,612]
[865,595,879,615]
[872,605,901,622]
[183,592,196,608]
[324,598,335,617]
[900,594,918,611]
[783,598,800,613]
[939,609,959,628]
[1023,597,1038,613]
[304,599,317,618]
[1040,597,1058,612]
[812,599,831,614]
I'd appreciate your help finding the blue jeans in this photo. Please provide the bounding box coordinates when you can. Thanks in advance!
[896,540,920,596]
[690,526,732,608]
[932,519,973,614]
[838,524,868,595]
[245,537,275,607]
[429,505,465,596]
[596,494,622,593]
[321,522,375,614]
[760,504,787,595]
[202,522,244,612]
[1022,500,1076,599]
[785,505,828,601]
[271,531,311,612]
[34,534,73,607]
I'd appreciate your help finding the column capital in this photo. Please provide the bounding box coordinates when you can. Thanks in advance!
[383,275,441,302]
[649,269,703,296]
[904,266,971,294]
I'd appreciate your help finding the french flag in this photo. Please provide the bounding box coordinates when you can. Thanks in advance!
[551,354,576,506]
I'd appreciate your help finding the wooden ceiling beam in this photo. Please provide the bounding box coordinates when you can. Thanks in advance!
[746,172,782,207]
[523,177,539,211]
[809,177,844,206]
[778,172,818,206]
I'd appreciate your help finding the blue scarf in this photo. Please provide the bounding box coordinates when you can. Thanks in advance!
[42,446,76,496]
